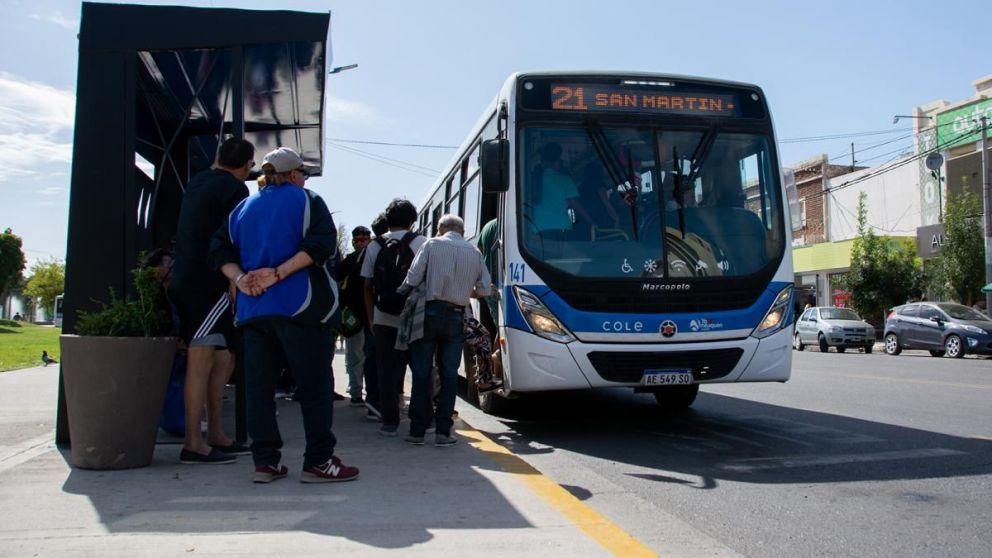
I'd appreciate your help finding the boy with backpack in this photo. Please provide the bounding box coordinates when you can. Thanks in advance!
[361,199,426,436]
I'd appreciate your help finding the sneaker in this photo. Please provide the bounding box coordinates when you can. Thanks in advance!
[434,434,458,447]
[301,456,359,483]
[404,434,425,446]
[333,392,347,401]
[211,442,251,456]
[179,448,236,465]
[253,464,288,483]
[378,424,398,437]
[349,397,365,407]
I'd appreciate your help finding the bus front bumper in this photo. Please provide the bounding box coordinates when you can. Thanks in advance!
[501,326,792,393]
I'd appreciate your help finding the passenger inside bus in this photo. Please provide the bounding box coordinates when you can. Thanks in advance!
[528,142,579,235]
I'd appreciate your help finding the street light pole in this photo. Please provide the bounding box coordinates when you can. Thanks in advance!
[982,116,992,312]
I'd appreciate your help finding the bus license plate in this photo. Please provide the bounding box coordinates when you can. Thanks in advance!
[642,369,693,386]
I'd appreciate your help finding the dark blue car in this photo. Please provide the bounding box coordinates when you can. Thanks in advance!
[884,302,992,358]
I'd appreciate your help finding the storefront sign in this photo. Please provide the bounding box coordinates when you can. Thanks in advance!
[936,98,992,150]
[916,223,946,258]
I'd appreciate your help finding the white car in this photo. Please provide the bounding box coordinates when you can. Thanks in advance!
[794,306,875,353]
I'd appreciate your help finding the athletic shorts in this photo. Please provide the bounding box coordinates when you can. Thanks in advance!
[170,288,233,348]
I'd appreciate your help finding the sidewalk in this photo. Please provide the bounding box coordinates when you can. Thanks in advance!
[0,363,619,557]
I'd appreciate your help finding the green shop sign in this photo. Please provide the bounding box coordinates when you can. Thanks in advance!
[936,98,992,150]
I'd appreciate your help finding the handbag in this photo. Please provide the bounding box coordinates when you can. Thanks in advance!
[338,306,363,338]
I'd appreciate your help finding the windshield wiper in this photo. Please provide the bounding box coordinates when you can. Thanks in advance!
[671,128,717,238]
[585,119,639,241]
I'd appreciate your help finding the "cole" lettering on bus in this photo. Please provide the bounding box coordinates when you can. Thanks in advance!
[602,320,644,332]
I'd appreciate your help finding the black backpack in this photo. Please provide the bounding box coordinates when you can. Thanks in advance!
[371,232,418,314]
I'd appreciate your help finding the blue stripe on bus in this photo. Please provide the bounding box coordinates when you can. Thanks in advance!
[506,281,792,336]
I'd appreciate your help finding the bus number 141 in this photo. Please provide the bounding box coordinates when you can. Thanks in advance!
[508,263,528,282]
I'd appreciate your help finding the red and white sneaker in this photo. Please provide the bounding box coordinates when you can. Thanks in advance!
[253,464,288,483]
[301,456,359,483]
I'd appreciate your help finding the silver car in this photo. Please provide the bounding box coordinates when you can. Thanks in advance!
[793,306,876,353]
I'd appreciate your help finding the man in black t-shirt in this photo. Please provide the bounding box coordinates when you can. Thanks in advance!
[337,225,372,406]
[169,137,254,464]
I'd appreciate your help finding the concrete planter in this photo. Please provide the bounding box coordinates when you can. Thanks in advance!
[60,335,177,469]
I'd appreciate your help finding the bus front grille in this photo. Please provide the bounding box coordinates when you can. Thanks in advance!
[587,348,744,383]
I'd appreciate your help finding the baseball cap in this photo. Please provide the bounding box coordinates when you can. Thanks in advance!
[261,147,304,173]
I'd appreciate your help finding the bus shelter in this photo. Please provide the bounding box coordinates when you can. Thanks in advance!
[60,2,331,445]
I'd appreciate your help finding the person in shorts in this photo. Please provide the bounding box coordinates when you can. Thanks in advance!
[169,137,255,464]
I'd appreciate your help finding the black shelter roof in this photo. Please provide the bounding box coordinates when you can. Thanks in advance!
[61,2,333,446]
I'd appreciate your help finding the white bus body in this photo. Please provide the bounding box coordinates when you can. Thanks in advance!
[417,72,794,411]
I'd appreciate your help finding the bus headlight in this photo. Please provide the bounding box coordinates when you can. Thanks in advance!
[753,286,793,339]
[512,286,576,344]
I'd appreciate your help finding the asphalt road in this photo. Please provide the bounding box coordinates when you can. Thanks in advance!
[459,348,992,557]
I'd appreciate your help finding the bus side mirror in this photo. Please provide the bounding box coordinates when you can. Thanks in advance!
[481,139,509,193]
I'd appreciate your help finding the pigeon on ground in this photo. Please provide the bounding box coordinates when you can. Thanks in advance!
[42,351,58,366]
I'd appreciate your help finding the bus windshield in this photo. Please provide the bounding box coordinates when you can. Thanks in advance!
[519,124,784,279]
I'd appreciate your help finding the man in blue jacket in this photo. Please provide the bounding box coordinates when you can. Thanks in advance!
[211,147,359,484]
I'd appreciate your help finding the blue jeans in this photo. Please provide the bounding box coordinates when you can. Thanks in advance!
[344,329,365,399]
[243,319,336,468]
[409,301,465,437]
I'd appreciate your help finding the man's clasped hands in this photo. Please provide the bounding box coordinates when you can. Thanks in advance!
[236,268,281,296]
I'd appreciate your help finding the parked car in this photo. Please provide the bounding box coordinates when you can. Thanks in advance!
[793,306,875,353]
[883,302,992,358]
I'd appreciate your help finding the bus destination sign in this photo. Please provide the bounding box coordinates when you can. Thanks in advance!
[550,83,741,116]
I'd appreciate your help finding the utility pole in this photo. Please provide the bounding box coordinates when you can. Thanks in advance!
[982,116,992,312]
[850,142,855,170]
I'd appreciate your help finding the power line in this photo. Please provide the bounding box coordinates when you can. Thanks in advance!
[326,137,457,149]
[825,123,982,195]
[326,141,438,178]
[778,127,912,144]
[824,120,967,167]
[328,140,440,173]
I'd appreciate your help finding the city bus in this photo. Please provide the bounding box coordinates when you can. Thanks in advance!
[417,71,796,413]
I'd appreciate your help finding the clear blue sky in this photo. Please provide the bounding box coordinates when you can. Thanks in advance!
[1,0,988,267]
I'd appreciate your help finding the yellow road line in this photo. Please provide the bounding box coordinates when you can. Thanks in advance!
[843,374,992,390]
[457,425,658,558]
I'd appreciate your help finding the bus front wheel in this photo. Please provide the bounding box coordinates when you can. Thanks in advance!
[478,389,512,415]
[652,384,700,413]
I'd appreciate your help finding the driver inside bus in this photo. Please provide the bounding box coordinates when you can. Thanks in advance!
[530,142,581,235]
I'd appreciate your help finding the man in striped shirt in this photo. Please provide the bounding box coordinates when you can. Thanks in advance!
[399,214,492,446]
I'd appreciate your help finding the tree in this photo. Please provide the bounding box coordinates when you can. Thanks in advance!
[0,229,27,315]
[840,192,923,326]
[927,191,984,304]
[24,259,65,316]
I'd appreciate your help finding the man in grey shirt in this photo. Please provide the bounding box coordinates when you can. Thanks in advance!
[399,214,491,446]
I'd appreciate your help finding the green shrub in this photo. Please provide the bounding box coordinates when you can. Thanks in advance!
[76,264,170,337]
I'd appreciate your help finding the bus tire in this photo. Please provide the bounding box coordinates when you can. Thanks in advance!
[652,384,699,413]
[478,389,511,415]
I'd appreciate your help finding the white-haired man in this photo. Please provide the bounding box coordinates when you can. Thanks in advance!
[398,214,491,446]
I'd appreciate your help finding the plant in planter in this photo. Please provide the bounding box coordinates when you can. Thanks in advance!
[61,261,177,469]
